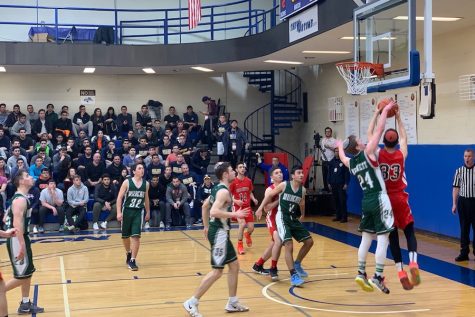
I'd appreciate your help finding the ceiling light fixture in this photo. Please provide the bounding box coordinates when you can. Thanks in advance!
[394,16,461,22]
[83,67,95,73]
[264,60,303,65]
[341,36,396,40]
[302,50,351,54]
[142,68,156,74]
[191,66,214,72]
[0,67,5,72]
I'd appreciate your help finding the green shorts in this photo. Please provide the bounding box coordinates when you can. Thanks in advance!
[359,192,394,235]
[121,208,144,238]
[7,235,35,279]
[276,211,311,243]
[208,226,237,269]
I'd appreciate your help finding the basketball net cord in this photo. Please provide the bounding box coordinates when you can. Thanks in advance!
[336,64,374,95]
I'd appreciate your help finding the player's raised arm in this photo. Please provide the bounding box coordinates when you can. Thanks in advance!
[336,139,350,168]
[256,182,285,215]
[116,179,129,222]
[366,109,380,142]
[395,110,408,159]
[366,101,396,155]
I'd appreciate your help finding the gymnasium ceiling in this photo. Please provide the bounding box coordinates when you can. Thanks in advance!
[3,0,475,75]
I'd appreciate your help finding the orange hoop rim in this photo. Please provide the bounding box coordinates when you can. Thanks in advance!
[335,61,384,78]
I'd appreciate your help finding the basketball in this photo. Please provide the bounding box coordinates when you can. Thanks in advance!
[377,99,398,117]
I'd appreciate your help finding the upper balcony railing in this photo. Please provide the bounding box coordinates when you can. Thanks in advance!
[0,0,280,45]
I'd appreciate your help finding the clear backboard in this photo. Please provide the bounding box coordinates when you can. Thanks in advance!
[354,0,420,93]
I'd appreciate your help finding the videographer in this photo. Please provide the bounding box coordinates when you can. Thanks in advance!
[320,127,336,192]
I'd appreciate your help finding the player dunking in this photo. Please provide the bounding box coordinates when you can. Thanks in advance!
[253,166,284,281]
[367,108,421,290]
[229,162,258,255]
[4,170,44,314]
[184,162,250,317]
[257,165,314,287]
[337,101,396,294]
[116,163,150,271]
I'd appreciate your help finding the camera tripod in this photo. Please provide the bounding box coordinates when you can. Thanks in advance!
[309,143,328,192]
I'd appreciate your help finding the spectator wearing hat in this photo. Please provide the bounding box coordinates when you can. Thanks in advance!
[37,180,65,233]
[196,175,214,225]
[36,168,52,191]
[92,174,117,230]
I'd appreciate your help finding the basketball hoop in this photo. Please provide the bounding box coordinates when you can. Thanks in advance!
[336,62,384,95]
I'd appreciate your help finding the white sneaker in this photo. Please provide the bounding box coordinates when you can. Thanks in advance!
[32,226,38,234]
[144,222,150,229]
[225,300,249,313]
[183,300,202,317]
[159,221,165,229]
[100,221,107,229]
[93,222,99,230]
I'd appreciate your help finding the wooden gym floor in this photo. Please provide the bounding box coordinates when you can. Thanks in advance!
[1,216,474,317]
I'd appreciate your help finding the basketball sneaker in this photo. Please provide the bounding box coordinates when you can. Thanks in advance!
[409,262,421,286]
[291,273,304,287]
[269,267,279,281]
[100,221,108,229]
[183,299,202,317]
[93,222,99,230]
[252,263,270,275]
[244,231,252,247]
[294,262,308,278]
[368,275,390,294]
[237,241,245,255]
[126,251,132,264]
[128,259,139,271]
[355,272,373,292]
[18,300,44,315]
[225,300,249,313]
[144,222,150,229]
[398,270,413,290]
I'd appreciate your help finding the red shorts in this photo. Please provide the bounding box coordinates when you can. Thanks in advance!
[388,191,414,229]
[232,206,254,223]
[266,215,277,240]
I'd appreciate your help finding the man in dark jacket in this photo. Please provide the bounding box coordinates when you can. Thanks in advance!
[165,177,191,229]
[223,120,247,168]
[328,147,350,223]
[72,105,93,138]
[54,111,73,139]
[117,106,133,138]
[32,109,53,141]
[92,174,117,230]
[148,175,166,228]
[106,154,125,189]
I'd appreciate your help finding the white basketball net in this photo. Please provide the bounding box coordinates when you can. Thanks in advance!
[336,62,375,95]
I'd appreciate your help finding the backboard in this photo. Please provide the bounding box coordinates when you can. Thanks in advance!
[354,0,420,93]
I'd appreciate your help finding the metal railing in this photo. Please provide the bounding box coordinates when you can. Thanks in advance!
[244,69,303,175]
[0,0,279,45]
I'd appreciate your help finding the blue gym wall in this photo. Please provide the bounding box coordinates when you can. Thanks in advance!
[347,145,474,239]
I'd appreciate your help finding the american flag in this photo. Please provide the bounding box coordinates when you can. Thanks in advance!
[188,0,202,30]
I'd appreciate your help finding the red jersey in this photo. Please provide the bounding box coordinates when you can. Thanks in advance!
[265,184,278,230]
[378,148,407,193]
[229,176,254,210]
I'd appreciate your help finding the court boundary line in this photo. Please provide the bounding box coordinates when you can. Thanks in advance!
[180,230,313,317]
[59,256,71,317]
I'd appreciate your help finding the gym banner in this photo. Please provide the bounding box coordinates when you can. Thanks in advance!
[280,0,318,20]
[289,4,318,43]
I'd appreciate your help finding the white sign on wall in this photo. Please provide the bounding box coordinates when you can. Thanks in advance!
[80,89,96,105]
[289,4,318,43]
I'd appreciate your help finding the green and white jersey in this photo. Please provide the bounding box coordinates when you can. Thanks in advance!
[349,151,386,195]
[209,183,233,231]
[5,193,32,235]
[123,178,147,210]
[278,181,303,222]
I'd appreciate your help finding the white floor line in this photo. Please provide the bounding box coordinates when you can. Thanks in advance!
[59,256,71,317]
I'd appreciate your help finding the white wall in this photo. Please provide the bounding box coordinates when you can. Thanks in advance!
[0,71,269,126]
[0,0,275,44]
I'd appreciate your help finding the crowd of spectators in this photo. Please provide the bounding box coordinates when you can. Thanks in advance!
[0,96,251,232]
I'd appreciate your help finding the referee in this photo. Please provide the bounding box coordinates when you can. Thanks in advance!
[452,148,475,262]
